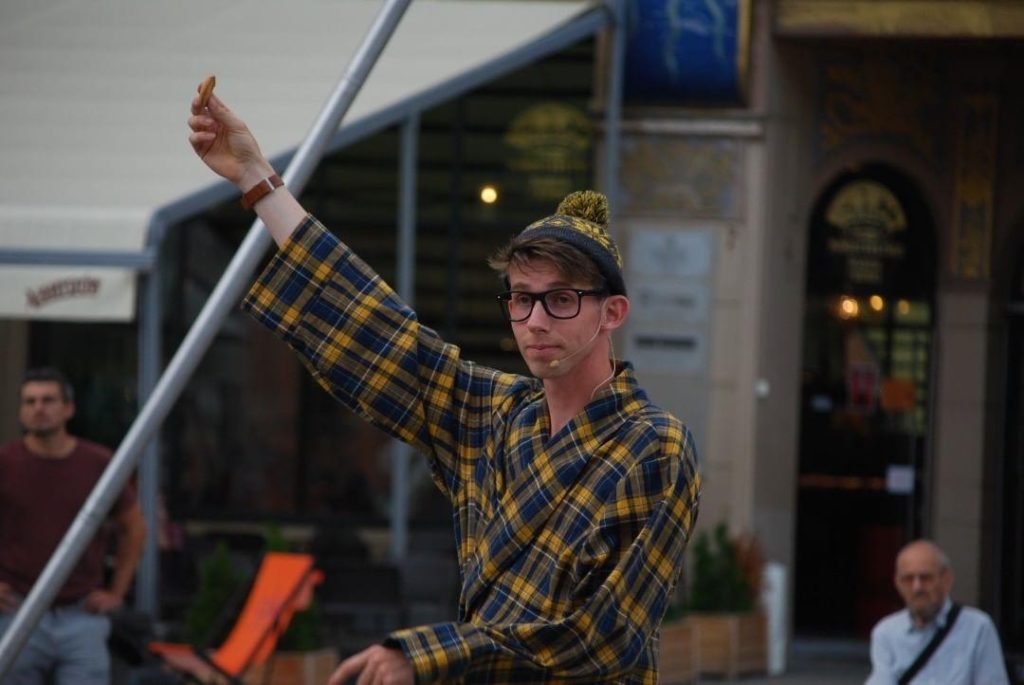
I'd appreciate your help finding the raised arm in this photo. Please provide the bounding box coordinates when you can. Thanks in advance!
[187,87,306,246]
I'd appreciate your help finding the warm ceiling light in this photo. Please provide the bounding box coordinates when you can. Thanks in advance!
[897,299,911,316]
[869,295,884,311]
[480,185,498,204]
[839,296,859,319]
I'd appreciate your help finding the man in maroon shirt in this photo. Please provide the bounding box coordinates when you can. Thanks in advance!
[0,368,146,684]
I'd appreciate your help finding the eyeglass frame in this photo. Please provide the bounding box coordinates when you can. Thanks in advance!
[495,288,607,322]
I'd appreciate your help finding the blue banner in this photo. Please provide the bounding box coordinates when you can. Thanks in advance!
[624,0,749,104]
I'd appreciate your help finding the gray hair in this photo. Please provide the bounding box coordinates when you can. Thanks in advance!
[899,539,951,572]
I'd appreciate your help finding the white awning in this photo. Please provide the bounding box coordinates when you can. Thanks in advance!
[0,0,605,321]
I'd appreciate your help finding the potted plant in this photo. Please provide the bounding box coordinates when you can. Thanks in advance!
[684,522,767,679]
[658,587,698,684]
[183,541,246,648]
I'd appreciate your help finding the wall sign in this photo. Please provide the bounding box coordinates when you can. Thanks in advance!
[950,93,997,280]
[824,179,907,286]
[626,228,713,374]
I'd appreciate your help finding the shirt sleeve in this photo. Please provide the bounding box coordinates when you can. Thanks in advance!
[385,431,701,683]
[973,615,1010,685]
[241,215,515,498]
[866,623,898,685]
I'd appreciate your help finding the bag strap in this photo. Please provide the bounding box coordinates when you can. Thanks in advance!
[897,603,962,685]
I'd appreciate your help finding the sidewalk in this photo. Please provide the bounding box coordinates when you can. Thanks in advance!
[723,638,869,685]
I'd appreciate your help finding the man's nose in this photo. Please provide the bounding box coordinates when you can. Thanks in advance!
[525,301,551,328]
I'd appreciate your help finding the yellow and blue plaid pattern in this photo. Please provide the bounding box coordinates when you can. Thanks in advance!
[242,216,701,684]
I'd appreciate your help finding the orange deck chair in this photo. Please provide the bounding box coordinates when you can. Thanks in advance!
[149,552,324,684]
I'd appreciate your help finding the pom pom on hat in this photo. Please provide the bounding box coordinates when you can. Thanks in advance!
[556,190,609,228]
[517,189,626,295]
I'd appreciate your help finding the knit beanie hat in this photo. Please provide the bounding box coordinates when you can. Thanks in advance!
[515,190,626,296]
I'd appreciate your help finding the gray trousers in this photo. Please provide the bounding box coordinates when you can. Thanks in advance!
[0,601,111,685]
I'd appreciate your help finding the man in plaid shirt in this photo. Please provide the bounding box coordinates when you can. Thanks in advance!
[190,89,700,684]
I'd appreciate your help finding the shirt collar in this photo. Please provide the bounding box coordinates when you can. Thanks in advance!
[904,596,953,634]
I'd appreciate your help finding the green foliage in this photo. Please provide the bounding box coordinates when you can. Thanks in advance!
[662,593,687,623]
[264,523,289,552]
[686,522,755,613]
[277,600,326,652]
[184,541,245,646]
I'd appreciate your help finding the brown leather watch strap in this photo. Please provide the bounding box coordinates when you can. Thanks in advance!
[240,174,283,210]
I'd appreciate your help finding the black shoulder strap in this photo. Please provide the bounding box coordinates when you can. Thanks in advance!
[898,603,962,685]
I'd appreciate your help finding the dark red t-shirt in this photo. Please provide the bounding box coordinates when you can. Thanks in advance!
[0,438,137,603]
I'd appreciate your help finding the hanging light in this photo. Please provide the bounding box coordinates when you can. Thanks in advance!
[480,185,498,204]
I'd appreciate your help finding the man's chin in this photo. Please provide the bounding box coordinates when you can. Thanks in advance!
[525,358,563,379]
[25,427,59,439]
[526,364,552,379]
[910,604,941,624]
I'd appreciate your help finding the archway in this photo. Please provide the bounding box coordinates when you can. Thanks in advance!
[795,163,937,637]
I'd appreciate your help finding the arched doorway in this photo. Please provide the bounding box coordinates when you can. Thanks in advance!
[1002,246,1024,662]
[795,163,937,637]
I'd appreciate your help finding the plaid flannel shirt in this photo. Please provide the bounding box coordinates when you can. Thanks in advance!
[242,216,701,684]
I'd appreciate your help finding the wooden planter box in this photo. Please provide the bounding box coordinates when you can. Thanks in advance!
[659,619,698,684]
[689,612,767,679]
[243,647,339,685]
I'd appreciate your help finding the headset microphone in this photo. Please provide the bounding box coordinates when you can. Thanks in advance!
[549,319,604,369]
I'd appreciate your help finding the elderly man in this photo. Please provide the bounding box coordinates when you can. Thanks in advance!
[867,539,1008,685]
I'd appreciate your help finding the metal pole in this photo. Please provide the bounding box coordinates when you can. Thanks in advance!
[602,0,625,225]
[134,265,163,617]
[389,113,419,564]
[0,0,413,674]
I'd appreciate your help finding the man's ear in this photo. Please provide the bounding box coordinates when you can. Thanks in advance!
[600,295,629,331]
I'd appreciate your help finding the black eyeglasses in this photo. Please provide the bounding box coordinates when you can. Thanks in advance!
[496,288,606,322]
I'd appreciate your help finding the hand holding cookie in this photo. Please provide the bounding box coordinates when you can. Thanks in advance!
[188,77,274,186]
[197,75,216,109]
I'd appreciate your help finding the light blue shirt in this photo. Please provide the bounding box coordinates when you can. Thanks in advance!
[867,598,1009,685]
